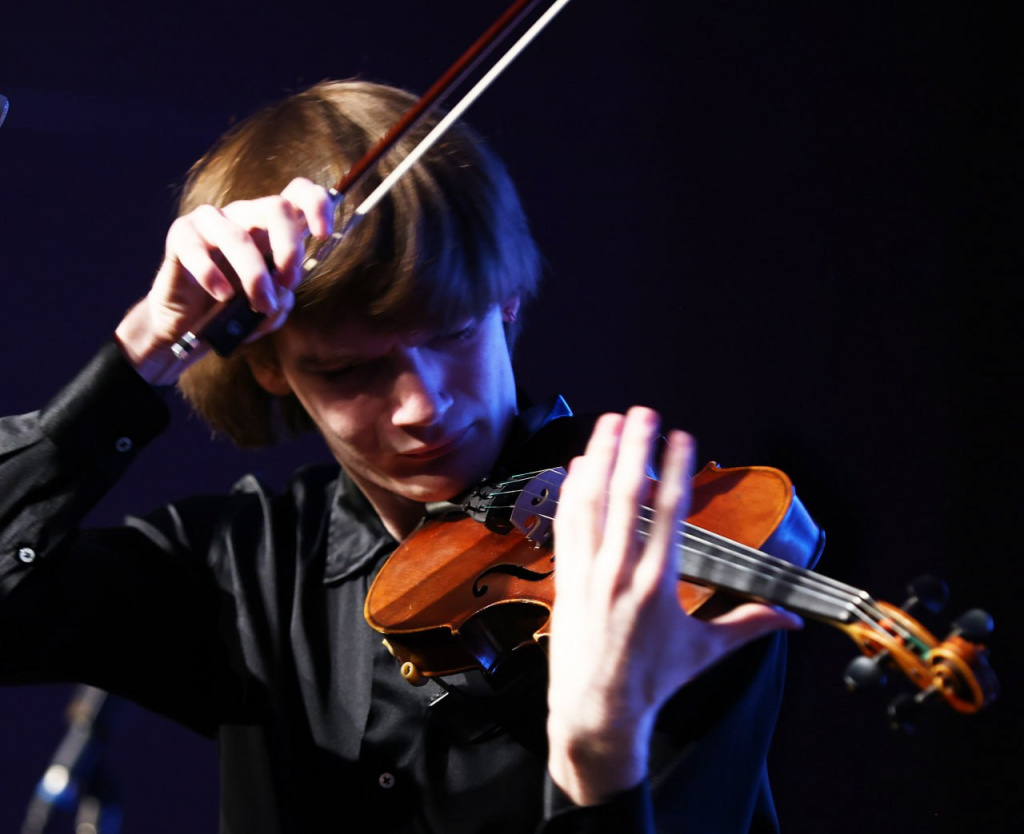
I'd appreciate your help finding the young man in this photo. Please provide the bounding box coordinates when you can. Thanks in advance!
[1,81,802,832]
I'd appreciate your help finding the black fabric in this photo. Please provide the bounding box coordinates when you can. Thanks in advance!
[1,344,787,833]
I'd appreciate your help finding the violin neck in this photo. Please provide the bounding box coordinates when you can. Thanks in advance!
[679,527,870,626]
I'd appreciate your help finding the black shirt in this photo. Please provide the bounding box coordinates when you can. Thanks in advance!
[0,342,788,832]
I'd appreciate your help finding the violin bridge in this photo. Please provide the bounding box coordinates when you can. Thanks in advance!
[510,467,566,546]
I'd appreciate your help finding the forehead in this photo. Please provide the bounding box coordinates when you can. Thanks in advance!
[275,308,493,367]
[277,317,423,364]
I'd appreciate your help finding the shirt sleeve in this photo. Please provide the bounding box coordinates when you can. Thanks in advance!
[0,343,239,734]
[0,340,170,577]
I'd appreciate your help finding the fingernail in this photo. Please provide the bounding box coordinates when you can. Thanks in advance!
[263,287,279,314]
[278,288,294,315]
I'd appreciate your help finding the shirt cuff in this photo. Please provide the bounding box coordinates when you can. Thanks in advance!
[39,339,171,467]
[542,775,653,834]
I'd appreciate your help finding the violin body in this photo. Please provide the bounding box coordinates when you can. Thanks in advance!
[365,461,824,682]
[365,419,997,719]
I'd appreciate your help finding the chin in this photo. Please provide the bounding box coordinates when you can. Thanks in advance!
[394,456,494,501]
[393,475,474,505]
[387,452,493,502]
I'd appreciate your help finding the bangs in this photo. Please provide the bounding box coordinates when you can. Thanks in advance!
[177,79,541,447]
[289,126,540,336]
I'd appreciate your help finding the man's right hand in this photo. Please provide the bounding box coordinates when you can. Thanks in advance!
[114,177,334,385]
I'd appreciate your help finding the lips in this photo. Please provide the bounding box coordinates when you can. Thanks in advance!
[397,425,472,460]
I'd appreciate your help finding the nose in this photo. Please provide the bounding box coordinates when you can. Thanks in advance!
[390,347,453,428]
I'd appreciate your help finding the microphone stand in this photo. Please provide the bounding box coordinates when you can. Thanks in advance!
[21,685,126,834]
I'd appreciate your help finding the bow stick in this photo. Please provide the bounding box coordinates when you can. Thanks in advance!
[172,0,574,360]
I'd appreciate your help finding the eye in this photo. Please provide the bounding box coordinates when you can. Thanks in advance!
[437,322,478,345]
[318,364,359,382]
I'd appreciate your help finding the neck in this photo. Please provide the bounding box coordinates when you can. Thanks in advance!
[354,478,427,541]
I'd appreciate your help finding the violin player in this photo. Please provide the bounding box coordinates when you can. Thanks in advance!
[0,80,806,832]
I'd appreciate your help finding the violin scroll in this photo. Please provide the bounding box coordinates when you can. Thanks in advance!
[839,576,998,729]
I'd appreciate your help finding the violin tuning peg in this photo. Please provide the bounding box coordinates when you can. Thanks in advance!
[902,575,949,615]
[951,608,994,642]
[887,693,922,733]
[843,655,887,691]
[887,684,942,732]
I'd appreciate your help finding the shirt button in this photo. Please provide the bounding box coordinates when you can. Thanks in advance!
[378,772,395,789]
[114,437,133,453]
[16,547,37,564]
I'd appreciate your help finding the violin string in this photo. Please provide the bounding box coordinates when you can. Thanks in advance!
[643,512,889,635]
[485,478,851,606]
[656,509,910,641]
[642,514,914,643]
[647,508,902,641]
[484,476,908,644]
[481,469,558,496]
[676,522,920,646]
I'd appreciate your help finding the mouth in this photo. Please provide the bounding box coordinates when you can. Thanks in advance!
[398,426,472,461]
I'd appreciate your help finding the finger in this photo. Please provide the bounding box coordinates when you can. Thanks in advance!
[637,429,695,594]
[599,407,659,571]
[247,286,296,341]
[256,197,308,292]
[280,177,335,239]
[581,411,626,459]
[277,178,336,290]
[554,455,608,591]
[554,414,623,587]
[573,412,626,547]
[220,197,304,304]
[180,203,280,315]
[163,213,236,302]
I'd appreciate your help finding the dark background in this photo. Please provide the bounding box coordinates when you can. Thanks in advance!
[1,1,1021,831]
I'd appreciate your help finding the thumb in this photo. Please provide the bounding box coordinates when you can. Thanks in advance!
[712,603,804,649]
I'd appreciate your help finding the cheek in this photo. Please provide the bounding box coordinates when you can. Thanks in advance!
[296,390,382,452]
[478,345,516,407]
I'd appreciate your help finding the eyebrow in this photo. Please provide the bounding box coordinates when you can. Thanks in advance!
[292,351,369,371]
[288,315,475,371]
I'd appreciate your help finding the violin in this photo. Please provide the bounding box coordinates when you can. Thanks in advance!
[365,414,998,728]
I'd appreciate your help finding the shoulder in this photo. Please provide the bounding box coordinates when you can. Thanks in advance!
[229,462,342,511]
[128,462,342,560]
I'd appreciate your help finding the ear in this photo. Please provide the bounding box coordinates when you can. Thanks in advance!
[500,296,521,324]
[246,352,293,397]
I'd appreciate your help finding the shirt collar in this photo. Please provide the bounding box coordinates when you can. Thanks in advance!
[324,469,398,584]
[322,395,573,585]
